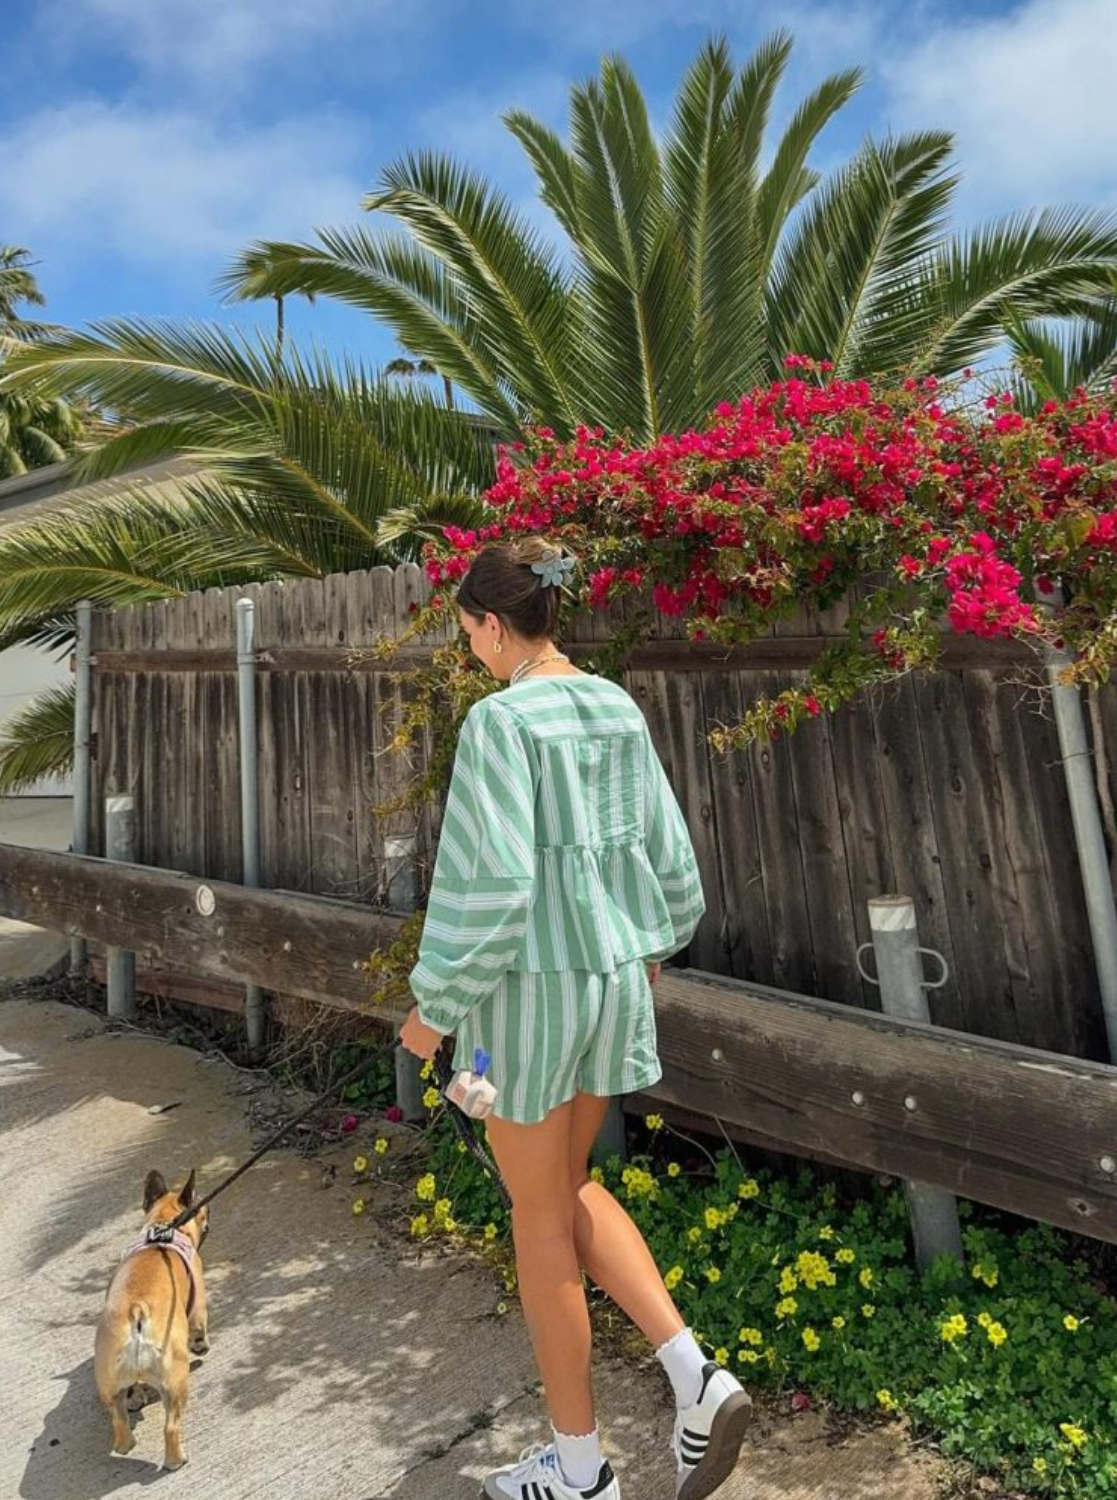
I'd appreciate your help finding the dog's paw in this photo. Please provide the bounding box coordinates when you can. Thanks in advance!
[160,1453,188,1472]
[188,1335,210,1356]
[111,1436,137,1457]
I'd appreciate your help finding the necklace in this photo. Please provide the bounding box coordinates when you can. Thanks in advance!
[510,649,570,685]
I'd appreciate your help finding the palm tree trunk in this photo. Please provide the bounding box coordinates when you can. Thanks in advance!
[443,374,454,409]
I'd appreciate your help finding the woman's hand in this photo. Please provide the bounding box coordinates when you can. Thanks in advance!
[646,960,662,988]
[400,1007,444,1060]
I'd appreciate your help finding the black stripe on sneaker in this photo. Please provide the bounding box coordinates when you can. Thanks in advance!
[696,1361,719,1403]
[581,1462,616,1497]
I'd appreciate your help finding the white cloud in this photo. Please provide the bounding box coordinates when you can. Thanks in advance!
[40,0,431,95]
[883,0,1117,213]
[0,101,366,269]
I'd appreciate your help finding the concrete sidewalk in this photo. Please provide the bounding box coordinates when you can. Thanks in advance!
[0,996,943,1500]
[0,798,72,981]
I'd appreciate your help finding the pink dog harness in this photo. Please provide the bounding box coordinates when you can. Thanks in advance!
[121,1225,199,1318]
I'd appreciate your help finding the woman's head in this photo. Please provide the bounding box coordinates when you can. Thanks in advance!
[455,537,573,679]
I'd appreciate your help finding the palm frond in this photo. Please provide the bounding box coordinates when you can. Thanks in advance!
[366,151,577,429]
[0,683,75,795]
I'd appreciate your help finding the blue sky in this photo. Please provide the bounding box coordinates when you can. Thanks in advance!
[0,0,1113,371]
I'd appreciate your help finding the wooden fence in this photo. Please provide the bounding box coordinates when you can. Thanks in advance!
[81,564,1114,1063]
[5,844,1117,1244]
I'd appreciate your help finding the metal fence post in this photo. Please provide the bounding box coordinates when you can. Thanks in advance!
[386,834,425,1120]
[862,896,965,1274]
[235,598,266,1055]
[69,600,93,974]
[104,796,136,1018]
[1044,636,1117,1061]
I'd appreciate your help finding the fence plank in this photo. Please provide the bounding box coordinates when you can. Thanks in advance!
[912,673,1021,1043]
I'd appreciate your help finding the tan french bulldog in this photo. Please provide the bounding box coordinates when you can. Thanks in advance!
[94,1168,210,1469]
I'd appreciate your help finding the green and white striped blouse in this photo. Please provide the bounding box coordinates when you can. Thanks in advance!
[408,674,706,1036]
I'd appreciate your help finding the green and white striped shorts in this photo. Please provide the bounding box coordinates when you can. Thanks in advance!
[451,959,662,1126]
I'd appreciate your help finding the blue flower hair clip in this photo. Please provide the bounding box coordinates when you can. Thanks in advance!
[530,551,576,589]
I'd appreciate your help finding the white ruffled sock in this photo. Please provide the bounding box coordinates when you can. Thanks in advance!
[552,1425,602,1489]
[656,1326,706,1408]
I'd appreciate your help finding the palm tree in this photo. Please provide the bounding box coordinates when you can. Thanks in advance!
[0,246,46,328]
[385,350,455,408]
[0,245,81,474]
[0,322,496,788]
[219,34,1117,445]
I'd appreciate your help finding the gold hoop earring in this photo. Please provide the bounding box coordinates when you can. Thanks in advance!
[493,641,503,655]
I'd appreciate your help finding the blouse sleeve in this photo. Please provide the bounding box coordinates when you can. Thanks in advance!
[640,721,707,964]
[408,697,537,1035]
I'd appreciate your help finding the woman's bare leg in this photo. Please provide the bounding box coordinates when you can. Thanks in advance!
[568,1093,685,1349]
[484,1101,595,1435]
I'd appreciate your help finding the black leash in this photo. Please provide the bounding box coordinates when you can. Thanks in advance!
[165,1037,509,1232]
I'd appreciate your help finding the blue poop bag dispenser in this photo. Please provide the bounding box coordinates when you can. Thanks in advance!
[445,1047,498,1120]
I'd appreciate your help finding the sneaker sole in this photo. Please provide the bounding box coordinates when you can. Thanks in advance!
[677,1388,752,1500]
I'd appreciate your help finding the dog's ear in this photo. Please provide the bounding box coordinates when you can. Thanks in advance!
[176,1168,196,1208]
[143,1170,167,1212]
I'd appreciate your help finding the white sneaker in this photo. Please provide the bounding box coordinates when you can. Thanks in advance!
[671,1362,752,1500]
[483,1441,619,1499]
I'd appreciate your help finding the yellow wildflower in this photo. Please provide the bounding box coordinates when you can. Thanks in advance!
[738,1327,763,1346]
[714,1347,729,1367]
[645,1114,664,1131]
[862,1304,876,1318]
[940,1314,968,1344]
[858,1267,874,1290]
[353,1155,369,1173]
[667,1162,682,1178]
[1059,1424,1087,1449]
[1032,1458,1048,1475]
[971,1260,999,1289]
[738,1179,760,1200]
[818,1225,835,1241]
[373,1138,389,1156]
[776,1297,798,1318]
[416,1174,436,1201]
[705,1207,723,1232]
[831,1316,846,1331]
[410,1213,430,1237]
[835,1248,856,1265]
[590,1166,604,1184]
[420,1060,434,1081]
[706,1266,721,1284]
[986,1321,1007,1347]
[422,1086,441,1110]
[778,1266,799,1295]
[802,1327,821,1352]
[738,1350,760,1365]
[876,1390,898,1412]
[687,1227,703,1245]
[796,1251,836,1290]
[484,1223,498,1241]
[664,1266,684,1291]
[1063,1314,1080,1332]
[352,1198,366,1216]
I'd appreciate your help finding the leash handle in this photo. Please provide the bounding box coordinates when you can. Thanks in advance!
[434,1042,512,1210]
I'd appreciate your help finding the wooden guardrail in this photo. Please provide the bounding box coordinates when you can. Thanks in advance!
[4,840,1117,1242]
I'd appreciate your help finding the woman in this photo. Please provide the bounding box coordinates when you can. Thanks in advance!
[400,537,750,1500]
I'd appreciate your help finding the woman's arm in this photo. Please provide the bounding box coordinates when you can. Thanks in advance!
[640,721,707,964]
[406,698,537,1037]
